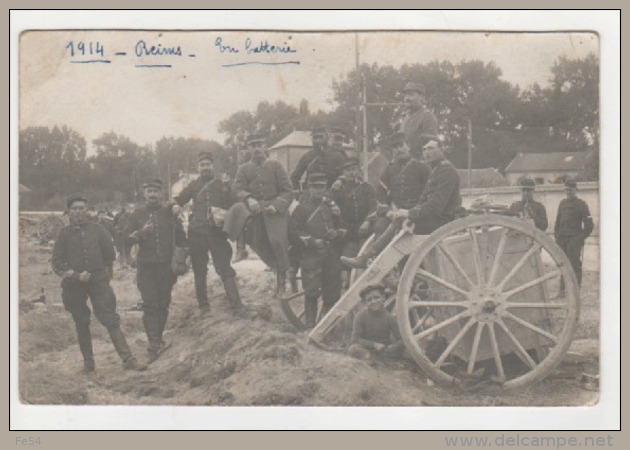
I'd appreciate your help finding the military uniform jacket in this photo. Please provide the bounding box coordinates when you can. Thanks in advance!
[291,148,347,189]
[98,217,116,238]
[289,196,345,247]
[554,197,594,238]
[508,200,548,231]
[234,159,294,214]
[400,108,438,149]
[174,175,233,235]
[114,211,132,233]
[409,159,461,224]
[52,221,116,277]
[126,203,187,264]
[331,179,376,233]
[376,157,430,210]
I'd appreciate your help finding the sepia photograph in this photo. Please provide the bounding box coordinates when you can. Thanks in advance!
[12,11,617,430]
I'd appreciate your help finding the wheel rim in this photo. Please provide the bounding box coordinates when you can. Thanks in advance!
[396,215,580,390]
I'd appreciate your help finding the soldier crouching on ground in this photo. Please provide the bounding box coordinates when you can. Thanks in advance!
[171,151,243,314]
[126,178,187,363]
[51,194,146,373]
[289,172,348,328]
[348,284,405,361]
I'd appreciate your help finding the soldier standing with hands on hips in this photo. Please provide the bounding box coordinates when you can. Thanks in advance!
[126,178,187,363]
[52,194,146,373]
[554,178,594,290]
[172,151,243,314]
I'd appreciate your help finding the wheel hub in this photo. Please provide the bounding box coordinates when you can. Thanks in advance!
[471,288,502,322]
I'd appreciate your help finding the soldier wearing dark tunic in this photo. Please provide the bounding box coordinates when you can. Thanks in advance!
[400,81,439,154]
[172,151,242,313]
[341,132,429,269]
[508,178,548,231]
[289,172,348,327]
[234,134,294,295]
[126,178,187,362]
[52,194,146,373]
[554,178,594,287]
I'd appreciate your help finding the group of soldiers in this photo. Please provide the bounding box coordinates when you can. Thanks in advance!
[51,80,595,372]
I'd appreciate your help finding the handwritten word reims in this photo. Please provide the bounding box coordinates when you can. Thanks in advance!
[214,37,297,54]
[135,40,182,57]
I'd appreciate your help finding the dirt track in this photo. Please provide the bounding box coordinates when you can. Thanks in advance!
[18,238,600,407]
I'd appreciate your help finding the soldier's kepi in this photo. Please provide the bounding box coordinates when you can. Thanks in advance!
[172,151,243,314]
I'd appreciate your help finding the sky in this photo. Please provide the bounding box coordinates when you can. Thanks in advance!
[19,30,598,150]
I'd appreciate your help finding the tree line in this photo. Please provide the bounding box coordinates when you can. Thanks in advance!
[19,54,598,210]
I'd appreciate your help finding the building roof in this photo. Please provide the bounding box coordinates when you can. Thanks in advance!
[457,169,509,188]
[269,131,313,150]
[504,151,589,173]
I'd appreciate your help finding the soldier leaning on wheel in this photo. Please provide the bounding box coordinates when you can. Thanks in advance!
[554,178,594,288]
[52,194,146,373]
[126,178,187,363]
[289,172,348,328]
[508,178,548,231]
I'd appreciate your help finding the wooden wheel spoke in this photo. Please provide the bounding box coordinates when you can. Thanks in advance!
[438,243,475,288]
[416,269,469,298]
[496,242,541,290]
[503,270,562,299]
[468,228,485,285]
[504,311,559,344]
[467,322,486,374]
[409,300,468,309]
[505,302,568,309]
[488,323,505,379]
[497,318,537,369]
[414,310,469,340]
[435,317,476,368]
[412,310,433,333]
[487,227,508,286]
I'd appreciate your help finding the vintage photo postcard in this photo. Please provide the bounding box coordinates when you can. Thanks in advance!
[12,14,618,430]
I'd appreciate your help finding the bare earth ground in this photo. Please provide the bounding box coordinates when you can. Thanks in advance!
[17,237,600,407]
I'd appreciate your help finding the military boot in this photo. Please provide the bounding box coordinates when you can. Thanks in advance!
[75,322,95,373]
[107,326,147,371]
[286,267,299,293]
[143,312,162,364]
[304,296,319,329]
[194,273,210,312]
[223,277,244,311]
[276,270,287,297]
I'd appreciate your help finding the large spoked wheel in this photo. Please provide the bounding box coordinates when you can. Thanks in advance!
[396,215,580,390]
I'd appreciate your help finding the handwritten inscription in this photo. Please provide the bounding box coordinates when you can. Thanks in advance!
[65,41,105,57]
[214,37,297,54]
[135,40,183,57]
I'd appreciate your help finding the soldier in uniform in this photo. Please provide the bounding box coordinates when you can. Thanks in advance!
[232,135,258,263]
[126,178,186,363]
[97,210,116,239]
[290,125,348,191]
[52,194,146,373]
[172,151,243,313]
[554,179,594,288]
[289,172,348,327]
[234,133,294,295]
[341,132,430,269]
[400,81,439,154]
[348,284,404,361]
[330,158,376,286]
[508,178,548,231]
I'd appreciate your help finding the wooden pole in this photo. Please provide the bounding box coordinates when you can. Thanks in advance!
[362,74,368,180]
[467,118,472,190]
[355,33,363,175]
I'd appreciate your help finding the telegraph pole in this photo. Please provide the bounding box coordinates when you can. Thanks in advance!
[354,33,365,177]
[467,118,473,190]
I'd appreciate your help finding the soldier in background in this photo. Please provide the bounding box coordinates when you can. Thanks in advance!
[400,81,439,154]
[232,135,257,263]
[97,209,116,239]
[341,132,430,269]
[114,204,134,267]
[172,151,243,314]
[555,178,594,289]
[289,172,348,327]
[234,133,294,296]
[52,194,146,373]
[508,178,548,231]
[126,178,186,363]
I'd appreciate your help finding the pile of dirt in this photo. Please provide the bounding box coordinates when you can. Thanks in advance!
[19,214,67,242]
